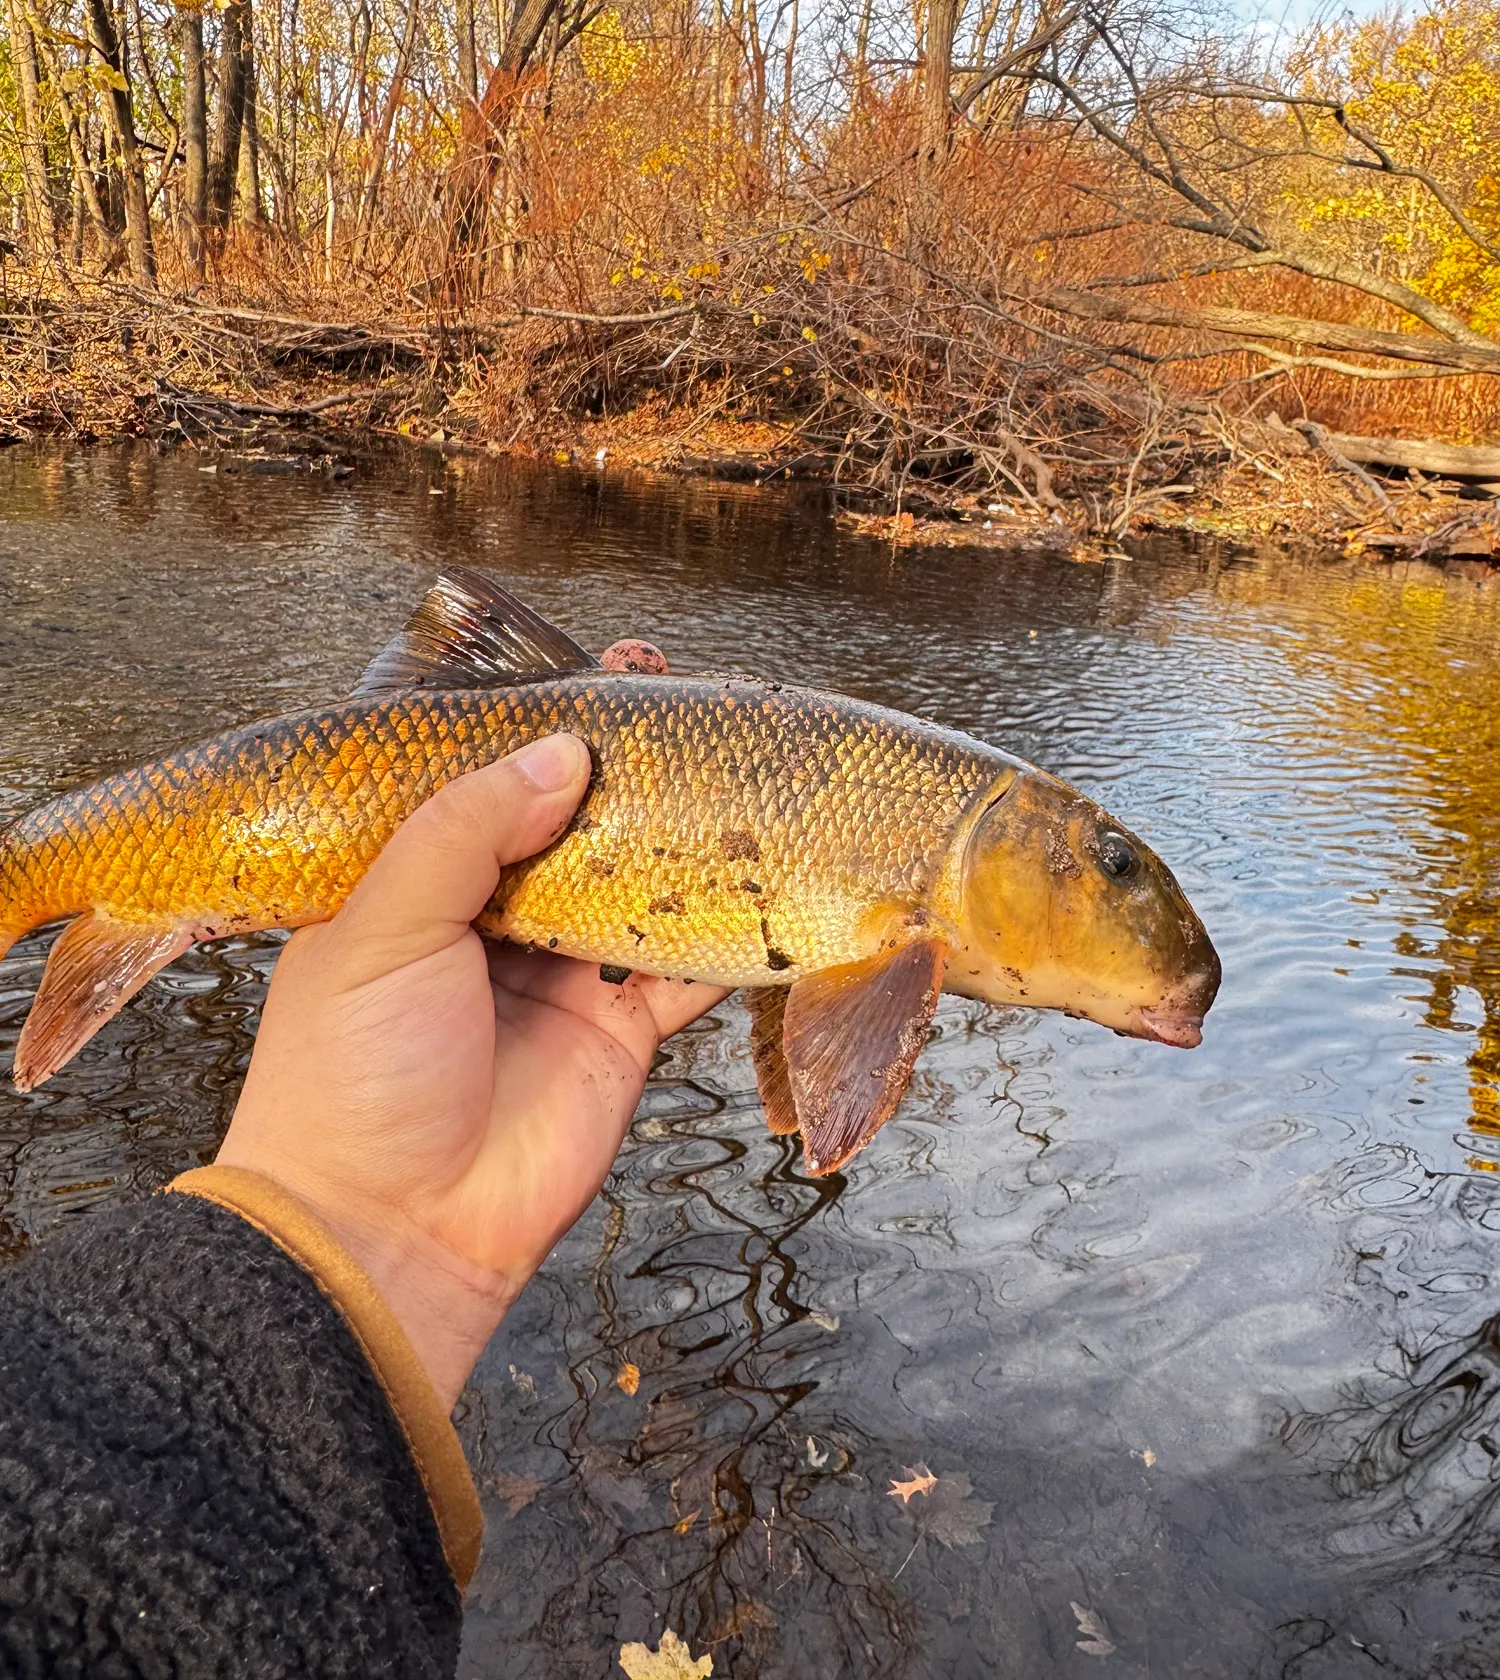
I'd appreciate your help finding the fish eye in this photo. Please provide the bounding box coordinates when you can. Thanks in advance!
[1098,831,1139,882]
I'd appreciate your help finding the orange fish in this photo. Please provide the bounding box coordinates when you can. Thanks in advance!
[0,570,1219,1174]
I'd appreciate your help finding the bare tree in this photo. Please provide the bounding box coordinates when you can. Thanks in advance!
[208,0,252,228]
[1014,12,1500,372]
[179,0,209,271]
[445,0,599,285]
[5,0,59,262]
[352,0,423,261]
[83,0,156,285]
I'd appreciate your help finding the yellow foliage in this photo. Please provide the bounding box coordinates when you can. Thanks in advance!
[580,11,646,92]
[1286,0,1500,330]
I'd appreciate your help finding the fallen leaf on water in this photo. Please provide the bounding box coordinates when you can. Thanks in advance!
[581,1450,652,1514]
[674,1510,700,1533]
[670,1460,716,1526]
[1141,1448,1156,1469]
[1071,1602,1116,1658]
[806,1435,830,1469]
[888,1464,938,1503]
[617,1628,713,1679]
[709,1600,776,1640]
[617,1363,641,1396]
[486,1471,543,1516]
[922,1473,994,1549]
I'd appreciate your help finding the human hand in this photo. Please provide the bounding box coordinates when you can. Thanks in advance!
[217,735,727,1408]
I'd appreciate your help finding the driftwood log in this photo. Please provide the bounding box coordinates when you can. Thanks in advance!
[1238,413,1500,489]
[1315,433,1500,480]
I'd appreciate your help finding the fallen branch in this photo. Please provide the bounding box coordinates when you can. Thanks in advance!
[1295,419,1397,517]
[1037,288,1500,374]
[155,382,389,420]
[116,284,699,343]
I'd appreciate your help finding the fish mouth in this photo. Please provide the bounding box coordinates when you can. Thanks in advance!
[1127,1004,1205,1049]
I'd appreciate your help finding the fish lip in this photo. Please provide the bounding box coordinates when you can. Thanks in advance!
[1128,1005,1204,1049]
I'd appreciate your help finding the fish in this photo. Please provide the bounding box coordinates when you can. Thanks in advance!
[0,568,1220,1175]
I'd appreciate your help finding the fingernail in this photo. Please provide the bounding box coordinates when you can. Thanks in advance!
[512,734,588,792]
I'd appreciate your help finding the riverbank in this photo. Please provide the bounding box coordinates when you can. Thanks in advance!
[3,284,1496,565]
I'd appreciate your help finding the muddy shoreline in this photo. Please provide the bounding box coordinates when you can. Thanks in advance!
[3,312,1497,567]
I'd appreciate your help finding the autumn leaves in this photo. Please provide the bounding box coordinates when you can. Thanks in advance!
[611,1466,995,1677]
[887,1463,995,1577]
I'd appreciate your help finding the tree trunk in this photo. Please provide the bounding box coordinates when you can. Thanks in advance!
[238,34,264,225]
[457,0,477,102]
[1316,432,1500,479]
[779,0,798,185]
[71,174,85,263]
[852,0,873,103]
[208,0,251,228]
[743,0,767,153]
[921,0,960,166]
[6,0,59,260]
[83,0,156,285]
[179,3,208,270]
[352,0,420,260]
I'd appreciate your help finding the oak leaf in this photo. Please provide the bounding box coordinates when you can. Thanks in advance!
[1071,1602,1116,1658]
[888,1464,938,1503]
[617,1628,713,1678]
[922,1473,994,1549]
[617,1363,641,1396]
[486,1471,543,1516]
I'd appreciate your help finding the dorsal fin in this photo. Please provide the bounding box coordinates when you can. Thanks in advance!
[353,568,601,697]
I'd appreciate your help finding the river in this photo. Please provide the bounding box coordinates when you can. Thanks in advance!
[2,443,1499,1678]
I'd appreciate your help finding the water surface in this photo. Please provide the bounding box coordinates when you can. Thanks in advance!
[2,445,1499,1678]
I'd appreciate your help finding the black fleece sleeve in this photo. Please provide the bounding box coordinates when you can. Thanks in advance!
[0,1192,463,1680]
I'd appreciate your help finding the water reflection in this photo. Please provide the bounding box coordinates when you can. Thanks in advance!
[2,446,1500,1673]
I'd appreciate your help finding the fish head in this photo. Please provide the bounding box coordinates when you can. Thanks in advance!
[953,769,1220,1047]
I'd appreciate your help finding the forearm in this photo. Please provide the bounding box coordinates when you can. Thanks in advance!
[206,1151,523,1413]
[0,1181,477,1680]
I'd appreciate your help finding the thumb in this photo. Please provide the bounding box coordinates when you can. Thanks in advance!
[325,733,591,986]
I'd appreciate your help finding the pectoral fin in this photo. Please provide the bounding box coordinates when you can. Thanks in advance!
[13,915,192,1091]
[746,986,798,1135]
[782,936,949,1176]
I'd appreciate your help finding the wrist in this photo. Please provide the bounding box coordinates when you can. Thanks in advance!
[317,1197,522,1411]
[213,1150,520,1411]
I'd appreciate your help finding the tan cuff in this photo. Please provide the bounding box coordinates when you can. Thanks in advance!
[166,1164,482,1593]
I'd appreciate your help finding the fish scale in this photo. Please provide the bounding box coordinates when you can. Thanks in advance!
[0,676,1008,986]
